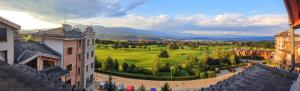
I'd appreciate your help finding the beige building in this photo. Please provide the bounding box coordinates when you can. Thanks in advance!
[0,16,21,65]
[32,24,95,91]
[274,30,300,67]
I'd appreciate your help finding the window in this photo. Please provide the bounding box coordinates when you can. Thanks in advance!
[77,81,80,86]
[91,51,94,57]
[91,63,94,69]
[66,79,71,85]
[90,74,94,82]
[92,39,95,45]
[87,52,89,59]
[0,28,7,42]
[78,54,81,61]
[67,64,72,71]
[0,51,7,63]
[78,40,81,47]
[43,60,55,69]
[67,47,73,55]
[87,40,90,46]
[86,65,89,72]
[77,67,81,74]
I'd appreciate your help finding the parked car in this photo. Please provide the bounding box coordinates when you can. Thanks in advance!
[98,81,106,90]
[117,83,125,91]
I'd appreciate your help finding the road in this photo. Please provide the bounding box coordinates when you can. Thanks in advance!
[94,71,240,91]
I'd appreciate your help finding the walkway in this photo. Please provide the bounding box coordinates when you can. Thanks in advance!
[94,71,239,91]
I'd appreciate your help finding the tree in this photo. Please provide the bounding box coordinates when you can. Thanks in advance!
[104,57,114,71]
[199,53,208,65]
[159,50,170,58]
[122,63,129,72]
[160,62,171,72]
[211,49,220,60]
[152,58,160,76]
[95,56,102,68]
[229,54,236,66]
[137,85,146,91]
[114,59,119,71]
[129,64,136,73]
[103,75,117,91]
[161,83,172,91]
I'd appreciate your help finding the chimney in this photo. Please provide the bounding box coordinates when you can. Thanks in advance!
[85,27,93,31]
[63,24,72,31]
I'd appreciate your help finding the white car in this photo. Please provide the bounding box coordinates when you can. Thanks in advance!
[117,83,125,91]
[98,81,106,90]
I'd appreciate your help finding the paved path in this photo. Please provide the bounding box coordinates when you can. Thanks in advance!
[94,71,239,90]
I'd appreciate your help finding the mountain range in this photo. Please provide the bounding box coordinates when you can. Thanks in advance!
[21,25,274,41]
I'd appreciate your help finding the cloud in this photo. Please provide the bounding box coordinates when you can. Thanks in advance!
[0,0,147,19]
[0,0,289,36]
[68,13,289,36]
[0,10,60,29]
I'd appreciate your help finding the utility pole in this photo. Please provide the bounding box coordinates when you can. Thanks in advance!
[64,8,67,24]
[290,25,295,72]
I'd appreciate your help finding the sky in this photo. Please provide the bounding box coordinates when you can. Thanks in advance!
[0,0,291,37]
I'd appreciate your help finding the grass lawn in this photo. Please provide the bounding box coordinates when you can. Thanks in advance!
[95,45,235,69]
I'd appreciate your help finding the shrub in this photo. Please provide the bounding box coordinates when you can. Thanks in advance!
[199,72,207,79]
[95,69,198,81]
[207,71,216,78]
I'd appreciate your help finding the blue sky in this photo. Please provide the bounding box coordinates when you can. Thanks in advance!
[129,0,286,16]
[0,0,290,37]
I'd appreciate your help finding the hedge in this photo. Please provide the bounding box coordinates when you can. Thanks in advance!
[207,71,216,78]
[95,69,199,81]
[199,72,207,79]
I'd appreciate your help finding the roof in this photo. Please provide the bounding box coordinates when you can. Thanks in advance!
[33,24,83,39]
[0,16,21,30]
[275,30,300,37]
[14,41,60,63]
[0,62,72,91]
[41,66,69,80]
[201,64,298,91]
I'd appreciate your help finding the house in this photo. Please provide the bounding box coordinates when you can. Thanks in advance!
[273,30,300,68]
[32,24,95,91]
[14,41,70,81]
[0,16,21,65]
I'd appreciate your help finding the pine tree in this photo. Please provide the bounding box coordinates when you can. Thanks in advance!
[137,84,146,91]
[114,59,119,71]
[161,83,172,91]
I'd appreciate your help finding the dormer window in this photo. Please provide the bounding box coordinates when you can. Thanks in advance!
[0,28,7,42]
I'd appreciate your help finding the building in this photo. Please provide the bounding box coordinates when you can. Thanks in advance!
[32,24,95,91]
[273,30,300,68]
[0,16,21,65]
[82,27,95,91]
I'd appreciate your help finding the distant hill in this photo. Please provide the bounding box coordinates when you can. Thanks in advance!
[73,24,176,40]
[20,25,274,41]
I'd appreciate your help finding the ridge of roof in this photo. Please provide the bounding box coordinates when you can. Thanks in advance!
[0,16,21,30]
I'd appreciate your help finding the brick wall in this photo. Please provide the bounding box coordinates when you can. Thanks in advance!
[63,40,82,86]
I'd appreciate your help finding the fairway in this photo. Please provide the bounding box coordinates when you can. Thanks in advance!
[95,45,234,69]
